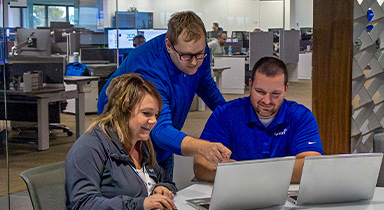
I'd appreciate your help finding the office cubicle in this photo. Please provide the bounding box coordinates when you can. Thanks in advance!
[249,32,274,70]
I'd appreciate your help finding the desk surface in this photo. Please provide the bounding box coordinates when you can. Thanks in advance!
[174,183,384,210]
[212,66,231,70]
[64,76,100,83]
[214,55,249,58]
[6,87,65,97]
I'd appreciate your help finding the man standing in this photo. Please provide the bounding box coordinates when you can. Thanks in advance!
[212,22,223,32]
[208,32,227,56]
[98,11,231,178]
[194,56,323,182]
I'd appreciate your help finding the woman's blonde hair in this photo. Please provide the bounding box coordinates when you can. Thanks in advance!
[88,73,162,165]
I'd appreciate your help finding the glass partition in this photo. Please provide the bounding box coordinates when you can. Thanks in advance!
[1,0,8,208]
[0,0,306,209]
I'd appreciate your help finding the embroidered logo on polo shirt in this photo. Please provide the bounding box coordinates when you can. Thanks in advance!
[274,128,287,136]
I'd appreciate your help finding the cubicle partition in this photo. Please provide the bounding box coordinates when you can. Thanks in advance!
[249,32,274,70]
[280,30,300,82]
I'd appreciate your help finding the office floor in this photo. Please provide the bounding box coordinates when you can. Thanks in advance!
[0,79,312,209]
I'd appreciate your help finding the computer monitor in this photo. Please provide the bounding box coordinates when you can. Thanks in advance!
[80,32,106,47]
[137,29,167,41]
[107,29,138,49]
[16,29,51,56]
[53,28,71,43]
[223,42,243,55]
[208,31,219,40]
[51,29,80,55]
[6,27,16,39]
[50,21,72,29]
[80,48,117,64]
[231,31,250,48]
[300,27,313,41]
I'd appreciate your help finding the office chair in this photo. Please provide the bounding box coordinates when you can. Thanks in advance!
[20,161,66,210]
[3,98,73,139]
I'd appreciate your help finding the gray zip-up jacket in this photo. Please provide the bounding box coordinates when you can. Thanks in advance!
[65,124,177,210]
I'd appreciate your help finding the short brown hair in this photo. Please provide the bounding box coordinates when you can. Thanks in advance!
[88,73,162,165]
[217,32,226,39]
[166,11,207,45]
[251,56,288,86]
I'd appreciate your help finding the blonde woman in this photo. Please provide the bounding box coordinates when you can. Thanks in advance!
[66,73,177,210]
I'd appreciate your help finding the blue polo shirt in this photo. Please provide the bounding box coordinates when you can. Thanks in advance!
[200,97,323,161]
[97,34,225,163]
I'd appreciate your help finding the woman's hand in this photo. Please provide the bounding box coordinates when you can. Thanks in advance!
[143,193,176,210]
[153,186,175,199]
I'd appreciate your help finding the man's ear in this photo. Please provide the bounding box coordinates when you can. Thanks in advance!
[165,38,172,53]
[248,78,253,90]
[285,82,289,93]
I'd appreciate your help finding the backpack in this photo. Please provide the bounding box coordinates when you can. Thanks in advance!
[66,62,91,76]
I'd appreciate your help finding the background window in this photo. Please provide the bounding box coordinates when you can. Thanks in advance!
[69,7,75,25]
[33,5,46,28]
[33,4,75,28]
[48,6,67,23]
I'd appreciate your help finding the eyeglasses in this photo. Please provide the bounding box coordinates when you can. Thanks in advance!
[171,45,207,61]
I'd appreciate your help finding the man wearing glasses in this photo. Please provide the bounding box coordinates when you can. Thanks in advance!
[98,11,231,179]
[208,32,227,56]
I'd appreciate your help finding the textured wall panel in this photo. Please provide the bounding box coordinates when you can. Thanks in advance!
[352,0,384,152]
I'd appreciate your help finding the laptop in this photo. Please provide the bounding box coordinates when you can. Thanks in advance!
[187,156,296,210]
[287,153,383,205]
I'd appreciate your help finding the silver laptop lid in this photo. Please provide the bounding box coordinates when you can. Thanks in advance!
[296,153,383,205]
[209,156,296,210]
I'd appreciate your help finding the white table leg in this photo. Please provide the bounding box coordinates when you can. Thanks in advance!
[37,98,49,150]
[216,74,222,91]
[198,98,205,111]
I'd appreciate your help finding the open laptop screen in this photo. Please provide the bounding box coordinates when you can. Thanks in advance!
[289,153,383,205]
[188,156,295,210]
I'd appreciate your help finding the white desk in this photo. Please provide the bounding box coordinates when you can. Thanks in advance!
[298,52,313,79]
[174,183,384,209]
[214,56,246,94]
[211,66,231,91]
[64,76,100,143]
[193,66,231,111]
[64,80,98,114]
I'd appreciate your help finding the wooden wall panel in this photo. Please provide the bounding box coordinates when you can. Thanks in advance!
[312,1,353,154]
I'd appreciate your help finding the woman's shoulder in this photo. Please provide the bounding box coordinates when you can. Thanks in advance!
[69,126,109,153]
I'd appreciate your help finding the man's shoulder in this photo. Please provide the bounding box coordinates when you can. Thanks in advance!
[283,100,315,121]
[208,39,218,47]
[215,97,248,114]
[284,100,311,112]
